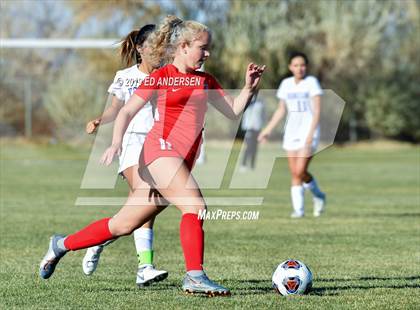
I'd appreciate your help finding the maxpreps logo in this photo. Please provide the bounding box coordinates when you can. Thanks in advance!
[197,209,259,221]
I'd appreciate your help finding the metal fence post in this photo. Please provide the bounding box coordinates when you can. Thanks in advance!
[24,78,32,138]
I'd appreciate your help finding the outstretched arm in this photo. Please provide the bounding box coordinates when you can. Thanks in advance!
[210,63,265,119]
[86,96,124,134]
[258,100,286,142]
[100,94,147,165]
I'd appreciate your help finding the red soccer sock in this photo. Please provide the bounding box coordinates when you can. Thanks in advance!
[180,213,204,271]
[64,218,114,251]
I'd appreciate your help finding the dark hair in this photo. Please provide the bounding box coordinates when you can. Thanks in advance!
[120,24,156,66]
[288,51,309,65]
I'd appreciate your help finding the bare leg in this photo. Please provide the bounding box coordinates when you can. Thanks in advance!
[146,157,206,214]
[108,191,166,236]
[287,150,313,217]
[122,164,166,229]
[141,157,228,294]
[40,176,166,280]
[287,151,313,185]
[144,157,205,272]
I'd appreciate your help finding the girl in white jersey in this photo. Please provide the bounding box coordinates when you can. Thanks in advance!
[84,25,168,286]
[259,52,326,218]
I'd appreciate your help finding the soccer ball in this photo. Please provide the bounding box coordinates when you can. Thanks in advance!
[272,259,313,295]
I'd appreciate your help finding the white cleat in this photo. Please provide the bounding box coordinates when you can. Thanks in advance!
[136,264,168,287]
[290,212,304,219]
[313,193,326,217]
[239,166,248,173]
[82,245,104,276]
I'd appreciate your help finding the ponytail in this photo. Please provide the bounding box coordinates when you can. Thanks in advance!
[148,15,183,65]
[120,30,139,67]
[120,24,156,67]
[148,15,209,66]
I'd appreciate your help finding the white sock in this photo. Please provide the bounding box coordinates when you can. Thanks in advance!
[188,270,205,277]
[291,185,305,215]
[303,177,324,198]
[133,227,153,253]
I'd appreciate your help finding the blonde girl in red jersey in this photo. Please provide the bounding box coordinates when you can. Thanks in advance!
[39,15,265,296]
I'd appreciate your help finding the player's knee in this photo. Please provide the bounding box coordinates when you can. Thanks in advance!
[180,199,206,214]
[117,224,136,236]
[109,220,137,236]
[291,171,302,179]
[195,204,206,214]
[189,205,206,215]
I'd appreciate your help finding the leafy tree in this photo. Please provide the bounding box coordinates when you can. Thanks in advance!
[43,60,107,141]
[215,0,419,141]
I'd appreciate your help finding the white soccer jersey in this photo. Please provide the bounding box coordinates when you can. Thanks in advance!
[108,64,154,133]
[276,75,323,151]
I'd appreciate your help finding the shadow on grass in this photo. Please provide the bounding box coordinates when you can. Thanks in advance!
[225,279,274,296]
[95,281,178,292]
[96,279,274,298]
[312,275,420,296]
[317,275,420,282]
[370,213,420,218]
[94,276,420,296]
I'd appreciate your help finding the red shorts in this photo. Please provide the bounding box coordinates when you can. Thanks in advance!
[140,130,202,172]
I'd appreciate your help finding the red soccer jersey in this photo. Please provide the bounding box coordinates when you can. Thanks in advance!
[134,64,225,169]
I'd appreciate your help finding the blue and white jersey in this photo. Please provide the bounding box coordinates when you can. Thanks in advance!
[276,75,323,151]
[108,64,154,134]
[276,75,322,113]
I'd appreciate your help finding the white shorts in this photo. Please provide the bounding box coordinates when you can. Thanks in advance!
[282,134,320,152]
[118,132,147,174]
[282,115,320,152]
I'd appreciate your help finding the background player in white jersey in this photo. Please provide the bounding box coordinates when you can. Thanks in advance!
[259,52,326,218]
[84,25,168,286]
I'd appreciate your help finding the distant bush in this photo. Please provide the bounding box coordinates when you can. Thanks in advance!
[365,77,420,141]
[43,63,107,141]
[0,78,25,135]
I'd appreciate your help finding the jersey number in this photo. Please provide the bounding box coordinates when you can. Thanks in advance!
[159,138,172,151]
[127,87,137,96]
[291,100,307,112]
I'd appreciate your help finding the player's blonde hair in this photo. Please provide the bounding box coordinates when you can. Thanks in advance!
[148,15,210,65]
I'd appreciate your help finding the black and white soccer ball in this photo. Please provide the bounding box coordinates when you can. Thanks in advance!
[272,259,313,295]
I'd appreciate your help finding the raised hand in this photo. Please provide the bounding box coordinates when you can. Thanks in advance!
[245,63,266,90]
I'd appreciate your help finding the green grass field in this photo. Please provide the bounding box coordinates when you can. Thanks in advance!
[1,139,419,309]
